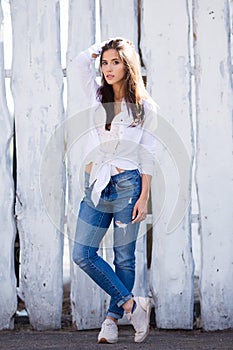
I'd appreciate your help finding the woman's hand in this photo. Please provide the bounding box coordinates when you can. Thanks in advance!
[91,53,99,59]
[131,173,151,224]
[131,196,148,224]
[91,40,110,59]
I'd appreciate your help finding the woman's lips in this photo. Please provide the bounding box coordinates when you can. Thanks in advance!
[106,75,114,80]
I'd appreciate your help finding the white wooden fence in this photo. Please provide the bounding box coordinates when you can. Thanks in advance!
[0,0,232,332]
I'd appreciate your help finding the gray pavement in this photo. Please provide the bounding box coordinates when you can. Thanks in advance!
[0,326,233,350]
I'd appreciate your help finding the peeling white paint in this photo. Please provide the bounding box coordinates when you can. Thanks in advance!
[100,0,138,44]
[10,0,65,330]
[141,0,194,329]
[0,0,231,332]
[0,1,17,330]
[193,0,233,331]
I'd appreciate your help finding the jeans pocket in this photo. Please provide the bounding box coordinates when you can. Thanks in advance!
[116,179,134,191]
[115,172,140,191]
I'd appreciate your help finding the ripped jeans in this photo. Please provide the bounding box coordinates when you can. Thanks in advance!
[72,169,142,319]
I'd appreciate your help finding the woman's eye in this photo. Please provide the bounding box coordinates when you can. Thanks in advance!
[101,60,120,66]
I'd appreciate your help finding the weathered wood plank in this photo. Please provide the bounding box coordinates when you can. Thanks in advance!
[66,0,96,115]
[66,0,106,330]
[10,0,65,330]
[141,0,194,329]
[100,0,138,43]
[0,1,17,330]
[193,0,233,330]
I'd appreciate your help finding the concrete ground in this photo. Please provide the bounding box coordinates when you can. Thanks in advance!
[0,324,233,350]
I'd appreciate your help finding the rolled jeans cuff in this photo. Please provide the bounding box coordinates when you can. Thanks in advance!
[107,311,123,320]
[117,293,133,308]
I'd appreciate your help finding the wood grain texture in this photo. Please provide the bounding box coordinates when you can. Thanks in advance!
[100,0,138,44]
[1,0,231,332]
[141,0,194,329]
[10,0,65,330]
[0,2,17,330]
[193,0,233,330]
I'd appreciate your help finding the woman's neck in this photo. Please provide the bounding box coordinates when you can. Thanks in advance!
[114,96,124,102]
[113,84,125,102]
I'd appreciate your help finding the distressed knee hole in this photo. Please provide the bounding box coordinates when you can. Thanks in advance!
[115,221,128,228]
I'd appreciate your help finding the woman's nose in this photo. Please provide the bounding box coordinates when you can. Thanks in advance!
[106,64,113,71]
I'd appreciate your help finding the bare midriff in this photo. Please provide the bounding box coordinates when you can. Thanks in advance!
[85,162,93,174]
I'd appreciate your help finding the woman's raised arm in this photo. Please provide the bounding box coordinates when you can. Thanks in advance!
[74,43,102,106]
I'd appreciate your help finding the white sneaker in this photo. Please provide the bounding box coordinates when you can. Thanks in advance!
[126,296,151,343]
[98,319,118,344]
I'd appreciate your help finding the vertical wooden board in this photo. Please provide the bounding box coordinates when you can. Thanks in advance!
[193,0,233,330]
[0,2,17,330]
[66,0,107,330]
[66,0,96,116]
[100,0,138,44]
[231,0,233,63]
[141,0,194,329]
[10,0,65,330]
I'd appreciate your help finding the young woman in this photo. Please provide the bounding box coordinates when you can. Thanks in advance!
[72,38,158,343]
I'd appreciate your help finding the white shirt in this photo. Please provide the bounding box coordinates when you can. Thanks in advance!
[96,123,120,176]
[75,44,158,206]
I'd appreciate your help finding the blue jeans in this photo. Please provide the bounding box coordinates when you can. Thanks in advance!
[72,169,142,319]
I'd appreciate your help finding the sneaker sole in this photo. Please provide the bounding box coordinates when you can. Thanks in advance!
[98,337,118,344]
[134,297,152,343]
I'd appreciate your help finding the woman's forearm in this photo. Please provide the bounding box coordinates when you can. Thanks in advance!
[140,174,152,200]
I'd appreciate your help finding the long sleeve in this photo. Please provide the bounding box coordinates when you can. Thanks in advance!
[139,101,158,176]
[74,43,102,107]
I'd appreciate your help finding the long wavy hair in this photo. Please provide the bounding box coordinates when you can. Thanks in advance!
[97,38,149,127]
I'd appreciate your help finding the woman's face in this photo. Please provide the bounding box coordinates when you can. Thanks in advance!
[101,49,125,88]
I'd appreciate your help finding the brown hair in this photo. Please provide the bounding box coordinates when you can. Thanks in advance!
[97,38,149,127]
